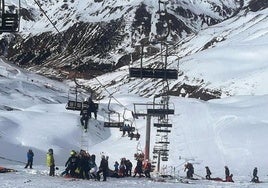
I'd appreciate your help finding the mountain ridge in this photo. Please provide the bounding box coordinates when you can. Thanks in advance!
[1,0,268,99]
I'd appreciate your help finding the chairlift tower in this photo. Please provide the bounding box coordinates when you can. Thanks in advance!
[129,0,176,169]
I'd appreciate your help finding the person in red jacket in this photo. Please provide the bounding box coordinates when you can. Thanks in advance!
[144,160,152,178]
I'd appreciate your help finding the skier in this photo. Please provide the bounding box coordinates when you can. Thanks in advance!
[184,162,194,179]
[97,155,109,181]
[24,149,34,169]
[133,158,143,177]
[88,154,97,179]
[61,150,79,177]
[224,166,230,180]
[46,148,55,176]
[144,160,152,178]
[251,167,259,183]
[205,166,212,180]
[114,161,119,173]
[78,150,90,180]
[125,159,133,176]
[118,158,126,177]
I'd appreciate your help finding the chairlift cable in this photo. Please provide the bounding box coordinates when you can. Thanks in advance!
[33,0,131,112]
[33,0,61,34]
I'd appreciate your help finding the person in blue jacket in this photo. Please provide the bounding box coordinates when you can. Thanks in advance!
[24,149,34,169]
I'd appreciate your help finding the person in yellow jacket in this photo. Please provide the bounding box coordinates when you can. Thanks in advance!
[46,148,55,176]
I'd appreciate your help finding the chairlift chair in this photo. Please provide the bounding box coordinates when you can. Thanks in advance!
[157,129,171,133]
[162,157,168,161]
[120,109,135,132]
[154,123,172,128]
[0,0,20,33]
[103,97,124,128]
[147,104,174,116]
[65,87,83,111]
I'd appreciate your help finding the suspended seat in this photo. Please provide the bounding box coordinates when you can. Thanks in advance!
[162,157,168,161]
[0,13,19,32]
[153,148,169,153]
[147,108,174,116]
[161,153,169,157]
[104,112,124,128]
[65,100,83,111]
[104,97,124,128]
[104,122,124,128]
[156,141,170,144]
[157,129,171,133]
[154,123,172,128]
[129,68,178,80]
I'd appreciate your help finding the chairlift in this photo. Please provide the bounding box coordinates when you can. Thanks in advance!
[162,157,168,161]
[128,26,177,80]
[65,86,83,111]
[120,109,135,132]
[103,97,124,128]
[157,129,171,133]
[147,102,175,116]
[156,141,170,144]
[154,123,172,128]
[0,0,20,33]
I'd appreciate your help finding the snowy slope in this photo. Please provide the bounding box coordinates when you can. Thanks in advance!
[1,54,268,188]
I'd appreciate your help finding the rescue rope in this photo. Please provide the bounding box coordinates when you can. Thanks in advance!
[0,156,26,164]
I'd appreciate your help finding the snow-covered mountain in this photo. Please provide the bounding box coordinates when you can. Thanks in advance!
[1,1,268,187]
[2,0,268,100]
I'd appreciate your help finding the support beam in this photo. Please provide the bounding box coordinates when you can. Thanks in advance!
[145,115,151,161]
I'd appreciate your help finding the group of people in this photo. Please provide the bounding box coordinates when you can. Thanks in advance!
[203,165,234,182]
[45,148,152,181]
[184,162,260,183]
[80,97,98,132]
[60,150,108,181]
[24,149,261,183]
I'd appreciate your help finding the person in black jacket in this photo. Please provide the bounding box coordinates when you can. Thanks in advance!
[133,159,143,177]
[125,159,133,176]
[88,98,97,119]
[251,167,259,183]
[184,162,194,179]
[80,99,90,131]
[225,166,230,180]
[61,150,79,177]
[97,155,109,181]
[205,166,212,180]
[78,150,90,180]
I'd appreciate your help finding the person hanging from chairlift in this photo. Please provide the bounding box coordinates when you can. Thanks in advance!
[88,97,97,119]
[80,98,90,132]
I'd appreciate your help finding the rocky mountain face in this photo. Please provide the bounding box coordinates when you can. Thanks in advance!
[1,0,268,100]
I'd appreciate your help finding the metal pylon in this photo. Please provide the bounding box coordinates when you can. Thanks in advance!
[80,129,89,151]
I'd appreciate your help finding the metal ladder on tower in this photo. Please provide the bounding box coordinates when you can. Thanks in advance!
[80,129,89,152]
